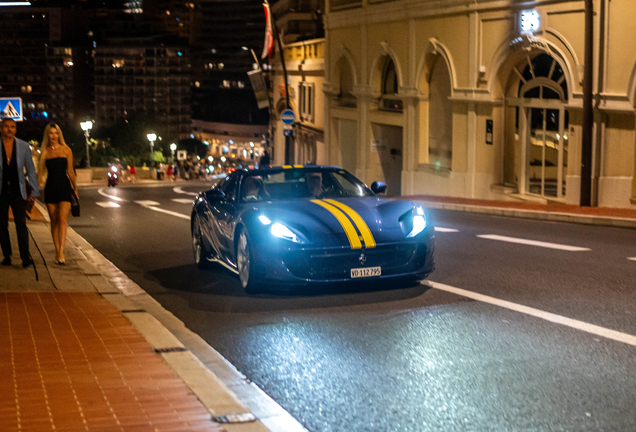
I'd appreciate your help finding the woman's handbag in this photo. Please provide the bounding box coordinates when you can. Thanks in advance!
[70,193,80,217]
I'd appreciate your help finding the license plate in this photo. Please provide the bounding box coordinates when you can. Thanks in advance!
[350,266,381,278]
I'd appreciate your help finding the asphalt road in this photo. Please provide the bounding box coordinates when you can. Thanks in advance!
[69,182,636,432]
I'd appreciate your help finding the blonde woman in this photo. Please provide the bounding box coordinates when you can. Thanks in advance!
[38,123,78,265]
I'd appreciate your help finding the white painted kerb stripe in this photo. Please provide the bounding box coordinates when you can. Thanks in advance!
[477,234,590,251]
[435,227,459,233]
[423,280,636,347]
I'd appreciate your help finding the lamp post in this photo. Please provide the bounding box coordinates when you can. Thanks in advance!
[147,133,156,162]
[170,143,177,163]
[80,121,93,168]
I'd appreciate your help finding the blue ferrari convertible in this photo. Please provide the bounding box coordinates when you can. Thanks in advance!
[191,166,435,293]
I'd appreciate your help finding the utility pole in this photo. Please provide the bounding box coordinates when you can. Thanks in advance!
[580,0,594,206]
[268,0,293,165]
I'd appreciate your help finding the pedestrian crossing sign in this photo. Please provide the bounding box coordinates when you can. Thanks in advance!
[0,98,23,121]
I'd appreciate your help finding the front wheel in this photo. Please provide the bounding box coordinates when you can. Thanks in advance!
[192,215,212,269]
[237,230,263,294]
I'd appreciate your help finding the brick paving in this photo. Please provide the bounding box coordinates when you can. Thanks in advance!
[0,293,224,432]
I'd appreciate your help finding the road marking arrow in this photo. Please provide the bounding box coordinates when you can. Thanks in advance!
[173,187,198,196]
[98,187,127,202]
[96,202,121,208]
[134,200,161,206]
[135,200,189,220]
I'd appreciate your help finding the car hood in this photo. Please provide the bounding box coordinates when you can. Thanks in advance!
[252,197,418,248]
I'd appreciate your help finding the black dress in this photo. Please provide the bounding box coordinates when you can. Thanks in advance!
[44,157,73,204]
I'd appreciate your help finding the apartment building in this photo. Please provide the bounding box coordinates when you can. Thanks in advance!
[0,5,90,140]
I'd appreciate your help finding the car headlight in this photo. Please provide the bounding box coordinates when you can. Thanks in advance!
[400,206,427,238]
[271,222,303,243]
[260,214,307,243]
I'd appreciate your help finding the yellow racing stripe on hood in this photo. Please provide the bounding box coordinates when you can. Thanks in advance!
[324,199,376,248]
[310,200,362,249]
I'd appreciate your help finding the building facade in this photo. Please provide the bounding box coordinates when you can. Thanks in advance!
[93,41,191,139]
[191,119,267,164]
[325,0,636,207]
[269,38,326,166]
[0,6,90,140]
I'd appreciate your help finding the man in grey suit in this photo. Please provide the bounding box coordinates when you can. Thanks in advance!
[0,118,40,267]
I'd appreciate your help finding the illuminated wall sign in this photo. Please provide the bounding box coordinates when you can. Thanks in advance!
[520,9,541,33]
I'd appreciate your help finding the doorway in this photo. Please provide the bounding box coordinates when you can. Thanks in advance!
[371,123,403,196]
[525,106,568,198]
[505,53,569,200]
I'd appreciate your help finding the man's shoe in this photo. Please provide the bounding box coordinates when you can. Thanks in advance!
[22,258,33,268]
[2,257,11,266]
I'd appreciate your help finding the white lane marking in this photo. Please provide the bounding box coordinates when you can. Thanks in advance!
[423,280,636,347]
[477,234,590,252]
[173,187,198,196]
[135,200,190,220]
[95,201,121,208]
[628,257,636,261]
[134,200,161,206]
[172,198,194,204]
[435,227,459,233]
[146,206,190,220]
[98,187,127,202]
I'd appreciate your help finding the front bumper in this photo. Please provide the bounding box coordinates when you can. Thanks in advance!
[252,236,435,285]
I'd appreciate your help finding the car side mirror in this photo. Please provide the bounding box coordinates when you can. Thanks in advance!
[371,181,387,194]
[205,189,226,201]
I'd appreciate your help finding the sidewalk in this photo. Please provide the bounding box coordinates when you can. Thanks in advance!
[403,194,636,229]
[2,203,304,432]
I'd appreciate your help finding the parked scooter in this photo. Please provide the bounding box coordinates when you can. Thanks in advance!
[107,165,119,187]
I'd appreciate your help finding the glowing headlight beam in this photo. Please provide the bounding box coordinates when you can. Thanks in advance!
[271,222,299,243]
[407,215,427,238]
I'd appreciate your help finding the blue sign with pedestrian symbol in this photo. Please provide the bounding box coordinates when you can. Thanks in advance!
[281,109,296,125]
[284,129,293,137]
[0,98,22,121]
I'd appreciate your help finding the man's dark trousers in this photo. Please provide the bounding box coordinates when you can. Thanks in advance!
[0,189,29,261]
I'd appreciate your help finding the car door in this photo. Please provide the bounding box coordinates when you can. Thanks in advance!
[213,175,239,260]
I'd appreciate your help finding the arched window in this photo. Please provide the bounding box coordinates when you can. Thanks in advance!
[518,53,568,100]
[428,57,452,169]
[380,58,402,111]
[382,59,398,95]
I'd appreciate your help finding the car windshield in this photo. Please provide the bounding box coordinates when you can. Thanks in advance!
[239,168,374,202]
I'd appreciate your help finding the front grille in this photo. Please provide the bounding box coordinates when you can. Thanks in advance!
[283,244,422,280]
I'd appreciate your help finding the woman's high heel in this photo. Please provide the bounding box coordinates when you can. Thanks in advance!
[58,247,65,265]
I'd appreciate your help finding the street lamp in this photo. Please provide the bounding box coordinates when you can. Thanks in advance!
[80,120,93,168]
[147,133,156,161]
[170,143,177,162]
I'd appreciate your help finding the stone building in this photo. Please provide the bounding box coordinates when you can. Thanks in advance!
[324,0,636,207]
[269,38,326,166]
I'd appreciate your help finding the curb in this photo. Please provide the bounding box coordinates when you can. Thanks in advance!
[31,200,307,432]
[417,200,636,230]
